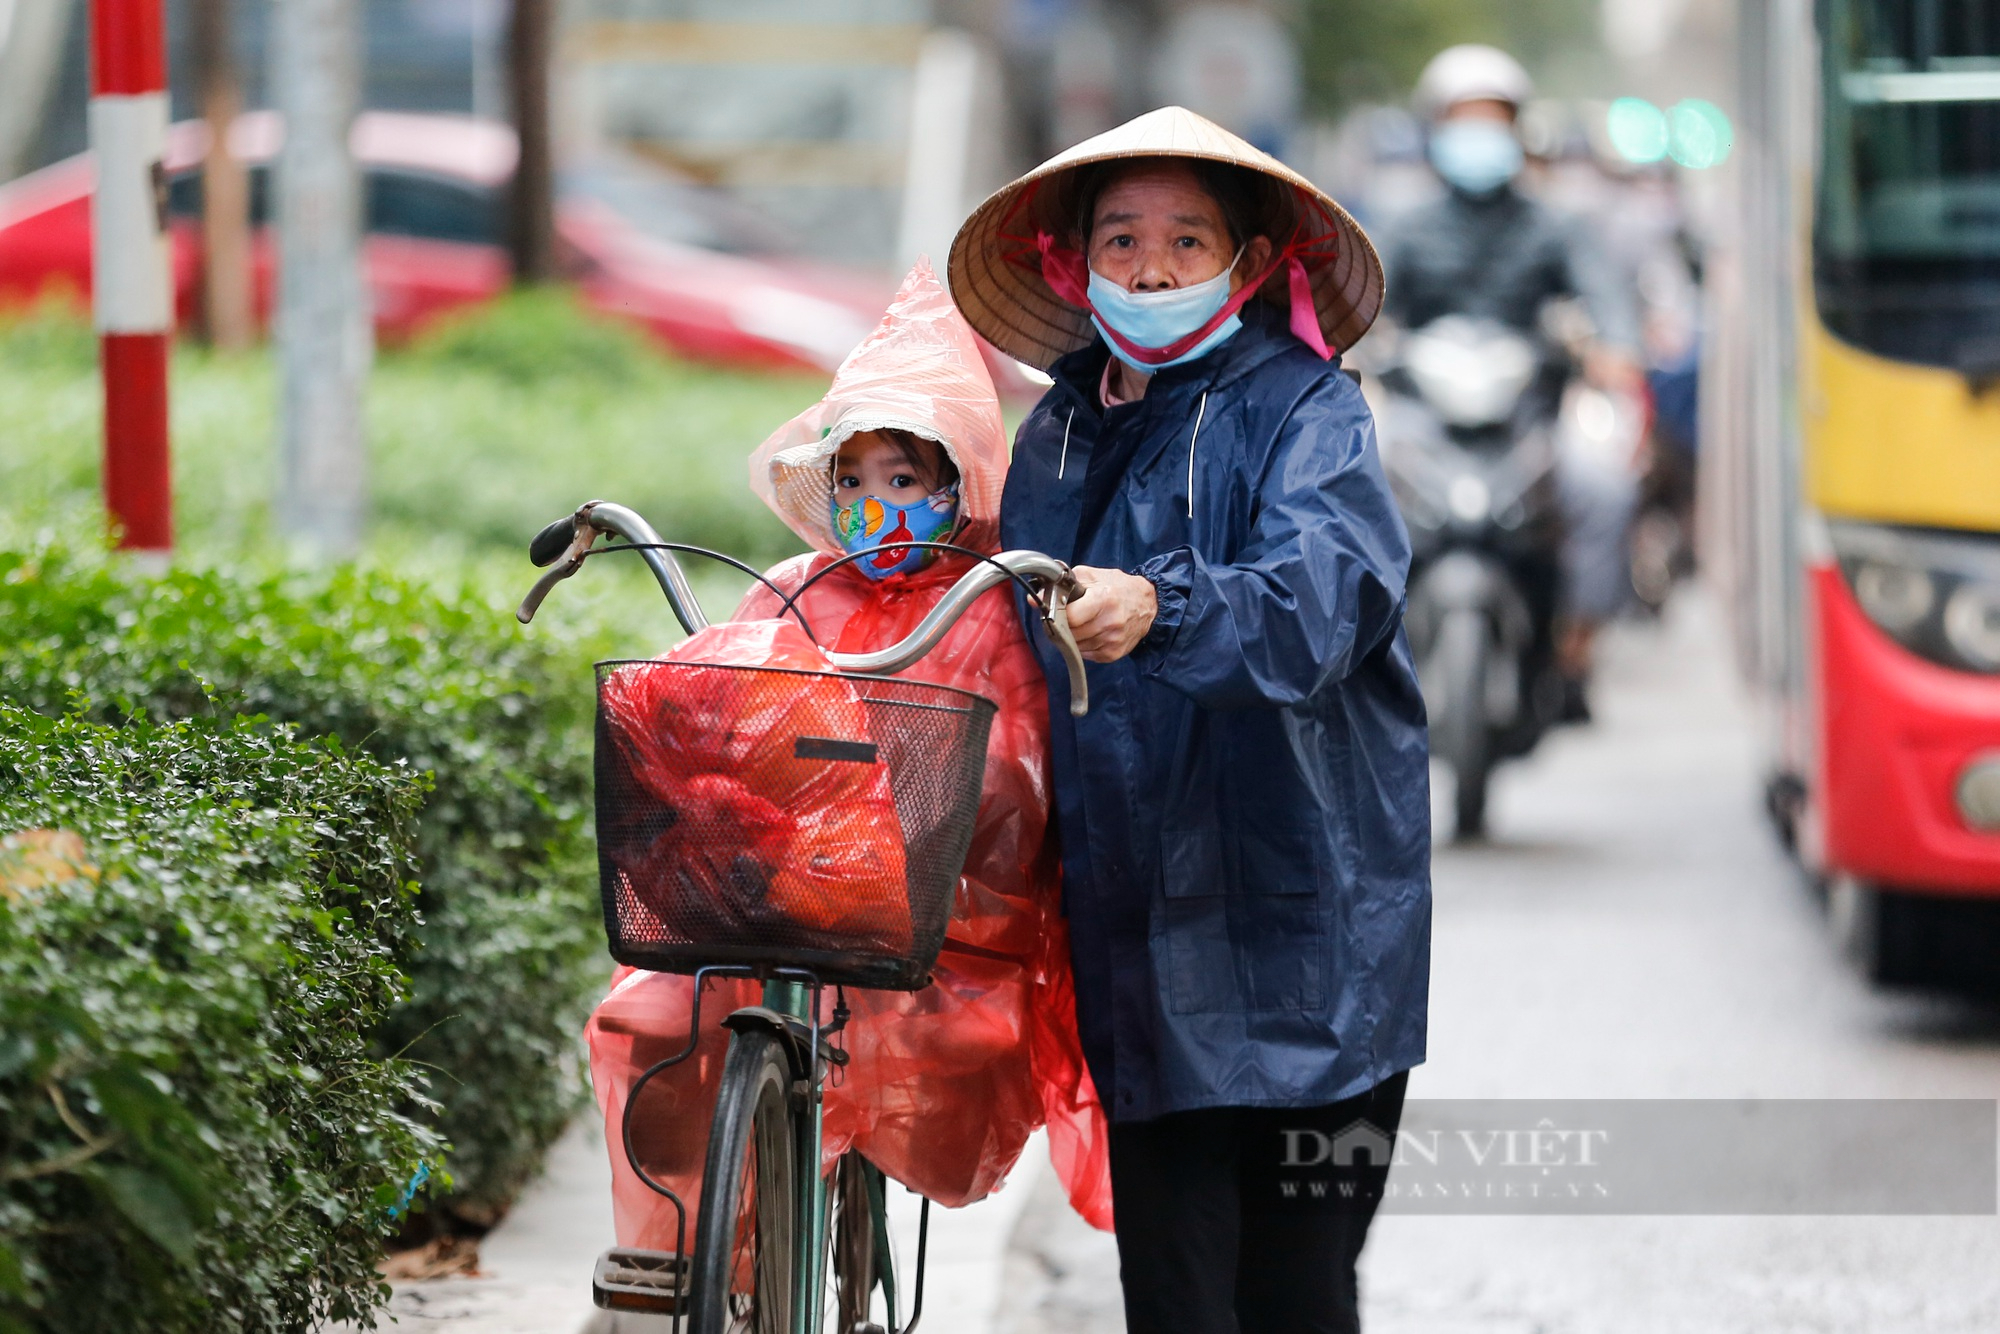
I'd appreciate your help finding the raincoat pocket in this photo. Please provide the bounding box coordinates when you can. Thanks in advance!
[1162,822,1327,1015]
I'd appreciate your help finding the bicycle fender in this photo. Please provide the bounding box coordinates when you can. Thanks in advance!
[721,1006,843,1078]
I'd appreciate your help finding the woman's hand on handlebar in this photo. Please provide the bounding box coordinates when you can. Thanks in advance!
[1065,566,1157,663]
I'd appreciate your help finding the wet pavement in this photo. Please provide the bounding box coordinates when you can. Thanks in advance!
[997,593,2000,1333]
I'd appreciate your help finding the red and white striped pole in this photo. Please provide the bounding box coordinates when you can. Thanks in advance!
[89,0,173,553]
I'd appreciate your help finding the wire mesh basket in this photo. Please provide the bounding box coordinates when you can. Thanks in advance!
[593,659,997,990]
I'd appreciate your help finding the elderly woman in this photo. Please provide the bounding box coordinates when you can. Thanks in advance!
[948,108,1431,1333]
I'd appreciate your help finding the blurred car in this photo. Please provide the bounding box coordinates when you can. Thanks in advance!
[0,111,897,374]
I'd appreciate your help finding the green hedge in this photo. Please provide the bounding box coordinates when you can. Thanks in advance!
[0,706,438,1331]
[0,537,606,1225]
[0,289,821,567]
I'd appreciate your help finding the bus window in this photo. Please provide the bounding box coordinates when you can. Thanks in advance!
[1815,0,2000,368]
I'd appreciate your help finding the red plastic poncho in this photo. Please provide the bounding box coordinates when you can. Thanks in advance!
[586,261,1112,1246]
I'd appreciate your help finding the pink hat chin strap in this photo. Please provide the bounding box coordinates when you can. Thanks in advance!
[1035,230,1335,364]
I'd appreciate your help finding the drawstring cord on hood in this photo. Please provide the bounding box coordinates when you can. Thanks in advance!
[1186,391,1208,520]
[1050,381,1207,514]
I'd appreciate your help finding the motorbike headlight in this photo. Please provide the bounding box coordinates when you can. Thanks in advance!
[1448,474,1491,524]
[1831,522,2000,675]
[1401,318,1538,429]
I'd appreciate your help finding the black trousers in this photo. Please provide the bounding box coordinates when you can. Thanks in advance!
[1108,1071,1409,1334]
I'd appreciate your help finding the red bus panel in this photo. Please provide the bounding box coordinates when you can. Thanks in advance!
[1813,562,2000,894]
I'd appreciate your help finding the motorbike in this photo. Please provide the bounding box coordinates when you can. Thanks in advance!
[1365,315,1572,839]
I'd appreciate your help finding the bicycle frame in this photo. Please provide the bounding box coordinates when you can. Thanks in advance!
[766,976,829,1329]
[758,971,930,1334]
[614,963,909,1334]
[760,970,931,1334]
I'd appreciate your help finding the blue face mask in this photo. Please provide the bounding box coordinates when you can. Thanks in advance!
[1428,120,1524,195]
[1087,247,1247,373]
[830,483,960,581]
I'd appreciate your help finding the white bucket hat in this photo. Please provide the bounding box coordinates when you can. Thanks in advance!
[749,260,1008,557]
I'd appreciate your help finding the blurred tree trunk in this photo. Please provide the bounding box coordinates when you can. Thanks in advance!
[274,0,369,557]
[0,0,78,181]
[192,0,253,349]
[506,0,554,284]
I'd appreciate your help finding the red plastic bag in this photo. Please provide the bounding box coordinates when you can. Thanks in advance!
[1031,914,1115,1231]
[588,260,1112,1236]
[597,620,912,954]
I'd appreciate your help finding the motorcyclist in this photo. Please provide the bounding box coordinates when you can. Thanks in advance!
[1382,44,1647,718]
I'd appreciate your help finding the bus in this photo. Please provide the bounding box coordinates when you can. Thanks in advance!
[1707,0,2000,984]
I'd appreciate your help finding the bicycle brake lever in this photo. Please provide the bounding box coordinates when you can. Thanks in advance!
[516,516,600,624]
[529,515,575,568]
[1039,573,1090,718]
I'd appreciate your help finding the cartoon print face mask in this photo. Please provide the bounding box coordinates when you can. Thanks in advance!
[831,482,961,580]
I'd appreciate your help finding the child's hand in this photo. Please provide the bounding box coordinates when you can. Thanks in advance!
[1066,567,1157,664]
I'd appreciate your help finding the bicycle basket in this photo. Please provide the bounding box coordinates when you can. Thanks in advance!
[593,660,997,990]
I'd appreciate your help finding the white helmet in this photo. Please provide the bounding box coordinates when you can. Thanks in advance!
[1413,45,1534,120]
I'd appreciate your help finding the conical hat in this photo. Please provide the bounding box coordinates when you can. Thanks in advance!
[947,106,1383,372]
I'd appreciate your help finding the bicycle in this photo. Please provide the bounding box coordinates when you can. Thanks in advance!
[517,500,1090,1334]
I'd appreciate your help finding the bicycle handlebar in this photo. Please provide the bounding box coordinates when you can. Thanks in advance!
[516,501,1090,716]
[520,500,711,633]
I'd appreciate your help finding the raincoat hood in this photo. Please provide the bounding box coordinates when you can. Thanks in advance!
[750,260,1009,558]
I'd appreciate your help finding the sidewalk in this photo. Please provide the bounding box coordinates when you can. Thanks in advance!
[991,1165,1125,1334]
[341,1118,616,1333]
[349,1118,1052,1333]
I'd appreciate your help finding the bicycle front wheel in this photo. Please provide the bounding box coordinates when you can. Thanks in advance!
[689,1028,798,1334]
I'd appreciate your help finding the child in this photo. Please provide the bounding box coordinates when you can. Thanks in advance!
[829,428,961,581]
[586,261,1110,1251]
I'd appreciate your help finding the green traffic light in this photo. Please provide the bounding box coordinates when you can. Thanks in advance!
[1607,96,1735,169]
[1607,97,1669,164]
[1668,99,1733,168]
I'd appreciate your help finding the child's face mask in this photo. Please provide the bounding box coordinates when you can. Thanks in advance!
[831,483,960,580]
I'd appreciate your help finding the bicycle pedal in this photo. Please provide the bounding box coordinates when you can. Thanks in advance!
[592,1246,688,1314]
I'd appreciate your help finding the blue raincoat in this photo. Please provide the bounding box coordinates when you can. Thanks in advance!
[1000,303,1432,1123]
